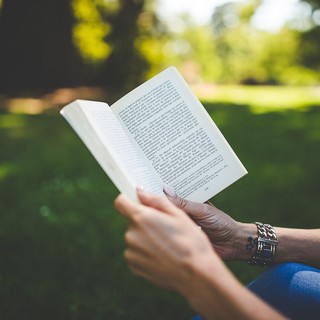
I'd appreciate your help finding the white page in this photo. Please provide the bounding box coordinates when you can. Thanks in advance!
[111,67,247,203]
[61,100,163,201]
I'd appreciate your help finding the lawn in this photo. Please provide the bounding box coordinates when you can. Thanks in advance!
[0,94,320,319]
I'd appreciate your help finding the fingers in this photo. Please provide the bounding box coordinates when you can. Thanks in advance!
[136,187,183,218]
[114,193,144,221]
[114,190,182,227]
[115,187,205,221]
[125,254,172,290]
[163,185,212,218]
[205,200,216,208]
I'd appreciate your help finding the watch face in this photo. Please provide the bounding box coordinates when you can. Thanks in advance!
[249,223,278,266]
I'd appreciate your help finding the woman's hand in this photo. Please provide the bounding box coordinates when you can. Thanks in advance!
[114,188,219,295]
[163,186,248,261]
[114,189,285,320]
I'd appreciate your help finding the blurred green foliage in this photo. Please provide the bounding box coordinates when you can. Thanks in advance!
[72,0,115,62]
[1,0,320,99]
[0,0,319,318]
[1,93,320,318]
[195,85,320,111]
[158,1,320,85]
[0,113,193,319]
[0,0,160,97]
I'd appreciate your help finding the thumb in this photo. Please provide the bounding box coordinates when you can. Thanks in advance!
[163,185,211,219]
[136,187,182,218]
[114,193,143,221]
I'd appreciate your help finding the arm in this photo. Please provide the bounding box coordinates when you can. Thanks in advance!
[235,223,320,268]
[164,187,320,268]
[114,189,284,320]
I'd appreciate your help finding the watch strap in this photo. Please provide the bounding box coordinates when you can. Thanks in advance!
[249,222,278,266]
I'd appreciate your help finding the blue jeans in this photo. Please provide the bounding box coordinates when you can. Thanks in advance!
[193,262,320,320]
[248,262,320,319]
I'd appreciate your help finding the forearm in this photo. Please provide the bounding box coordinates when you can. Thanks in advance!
[273,227,320,268]
[182,255,284,320]
[234,223,320,268]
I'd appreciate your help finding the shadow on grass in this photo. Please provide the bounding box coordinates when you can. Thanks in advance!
[0,103,319,319]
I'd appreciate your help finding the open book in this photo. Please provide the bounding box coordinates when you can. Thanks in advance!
[61,66,247,203]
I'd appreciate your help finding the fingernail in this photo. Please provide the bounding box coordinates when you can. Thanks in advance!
[163,185,176,198]
[137,185,145,192]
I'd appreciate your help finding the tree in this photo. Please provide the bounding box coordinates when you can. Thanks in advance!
[94,0,158,100]
[207,0,319,84]
[0,0,159,98]
[297,0,320,71]
[0,0,84,96]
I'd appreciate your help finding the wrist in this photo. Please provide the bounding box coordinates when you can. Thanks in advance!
[234,222,280,265]
[181,253,239,316]
[179,249,284,319]
[177,247,228,299]
[233,222,257,261]
[272,227,308,265]
[248,222,278,266]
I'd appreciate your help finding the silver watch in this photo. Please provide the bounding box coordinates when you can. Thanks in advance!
[249,222,278,266]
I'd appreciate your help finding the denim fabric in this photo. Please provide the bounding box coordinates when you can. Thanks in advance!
[248,262,320,319]
[192,262,320,320]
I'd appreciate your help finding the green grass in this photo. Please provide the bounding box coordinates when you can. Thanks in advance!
[0,97,320,319]
[193,84,320,112]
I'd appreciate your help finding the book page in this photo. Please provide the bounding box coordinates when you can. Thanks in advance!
[61,100,163,201]
[111,67,247,203]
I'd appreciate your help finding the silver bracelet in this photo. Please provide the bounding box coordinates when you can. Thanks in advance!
[248,222,278,266]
